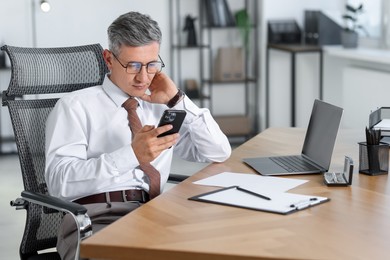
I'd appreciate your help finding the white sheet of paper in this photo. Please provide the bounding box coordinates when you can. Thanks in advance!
[373,119,390,130]
[193,172,308,193]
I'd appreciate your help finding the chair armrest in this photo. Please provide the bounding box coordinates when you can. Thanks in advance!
[168,173,189,183]
[20,190,92,257]
[21,190,87,215]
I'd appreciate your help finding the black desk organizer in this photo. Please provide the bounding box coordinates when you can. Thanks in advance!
[358,142,388,175]
[359,107,390,175]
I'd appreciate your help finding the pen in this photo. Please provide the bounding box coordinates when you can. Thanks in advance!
[366,127,382,145]
[235,186,271,200]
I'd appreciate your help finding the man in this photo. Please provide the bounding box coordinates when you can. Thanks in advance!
[45,11,231,259]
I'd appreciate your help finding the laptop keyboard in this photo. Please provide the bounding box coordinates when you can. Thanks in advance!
[270,156,319,172]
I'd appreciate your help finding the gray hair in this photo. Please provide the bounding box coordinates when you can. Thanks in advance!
[107,11,162,55]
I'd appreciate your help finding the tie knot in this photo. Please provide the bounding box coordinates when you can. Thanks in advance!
[122,98,138,111]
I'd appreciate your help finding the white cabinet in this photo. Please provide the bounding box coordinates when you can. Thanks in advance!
[323,46,390,130]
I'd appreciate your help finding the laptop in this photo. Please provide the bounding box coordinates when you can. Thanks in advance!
[243,99,343,176]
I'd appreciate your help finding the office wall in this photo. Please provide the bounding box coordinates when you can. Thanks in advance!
[342,66,390,129]
[0,0,171,63]
[322,47,390,130]
[0,0,30,53]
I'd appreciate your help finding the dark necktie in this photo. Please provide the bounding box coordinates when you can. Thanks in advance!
[122,98,161,199]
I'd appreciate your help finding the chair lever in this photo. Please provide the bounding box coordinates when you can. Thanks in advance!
[10,198,28,210]
[2,90,15,107]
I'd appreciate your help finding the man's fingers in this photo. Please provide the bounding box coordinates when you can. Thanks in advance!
[155,124,173,136]
[132,124,179,164]
[154,133,180,152]
[139,125,155,132]
[139,124,177,139]
[139,93,152,102]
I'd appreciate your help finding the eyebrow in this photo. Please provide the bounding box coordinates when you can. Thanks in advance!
[125,58,159,64]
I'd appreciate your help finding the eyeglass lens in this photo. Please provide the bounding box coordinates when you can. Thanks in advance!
[126,62,162,74]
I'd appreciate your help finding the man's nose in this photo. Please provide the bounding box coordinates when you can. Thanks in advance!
[135,66,149,82]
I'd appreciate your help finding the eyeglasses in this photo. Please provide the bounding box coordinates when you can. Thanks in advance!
[112,52,165,74]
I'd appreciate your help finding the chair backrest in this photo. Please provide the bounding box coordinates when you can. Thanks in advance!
[1,44,108,259]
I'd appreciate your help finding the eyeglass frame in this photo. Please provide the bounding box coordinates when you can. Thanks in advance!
[111,51,165,74]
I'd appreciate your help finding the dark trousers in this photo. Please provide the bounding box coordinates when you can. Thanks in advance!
[57,202,142,260]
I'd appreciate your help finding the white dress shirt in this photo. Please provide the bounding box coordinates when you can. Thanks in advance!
[45,75,231,201]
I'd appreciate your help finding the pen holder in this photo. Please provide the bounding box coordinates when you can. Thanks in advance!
[358,142,389,175]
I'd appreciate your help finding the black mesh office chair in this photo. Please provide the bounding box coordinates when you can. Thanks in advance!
[1,44,187,260]
[1,43,107,260]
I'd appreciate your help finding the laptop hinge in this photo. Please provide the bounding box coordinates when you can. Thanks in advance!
[301,154,326,172]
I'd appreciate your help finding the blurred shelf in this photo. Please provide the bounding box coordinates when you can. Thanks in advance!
[214,115,252,136]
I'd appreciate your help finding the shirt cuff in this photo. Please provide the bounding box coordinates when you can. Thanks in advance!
[172,96,203,122]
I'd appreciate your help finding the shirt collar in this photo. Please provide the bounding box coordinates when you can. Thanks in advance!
[102,74,145,110]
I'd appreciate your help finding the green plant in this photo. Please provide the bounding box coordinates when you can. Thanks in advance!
[235,9,251,50]
[342,3,368,35]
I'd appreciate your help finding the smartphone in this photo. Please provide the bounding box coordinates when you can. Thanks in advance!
[157,110,186,137]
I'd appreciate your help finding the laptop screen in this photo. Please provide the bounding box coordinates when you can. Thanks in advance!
[302,99,343,170]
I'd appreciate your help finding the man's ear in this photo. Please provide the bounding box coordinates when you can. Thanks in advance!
[103,49,113,70]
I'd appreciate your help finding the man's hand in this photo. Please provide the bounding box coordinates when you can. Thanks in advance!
[140,72,178,105]
[131,124,179,163]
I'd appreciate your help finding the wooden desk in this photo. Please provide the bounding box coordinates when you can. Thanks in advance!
[80,128,390,260]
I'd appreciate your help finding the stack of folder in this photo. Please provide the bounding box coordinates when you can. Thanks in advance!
[205,0,236,27]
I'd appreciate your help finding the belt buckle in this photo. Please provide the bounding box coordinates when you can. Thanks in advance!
[105,192,112,207]
[122,190,130,202]
[141,190,146,202]
[122,190,145,203]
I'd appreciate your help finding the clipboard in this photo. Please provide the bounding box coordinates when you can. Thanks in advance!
[189,186,330,215]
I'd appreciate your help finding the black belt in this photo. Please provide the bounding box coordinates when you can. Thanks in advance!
[74,189,150,204]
